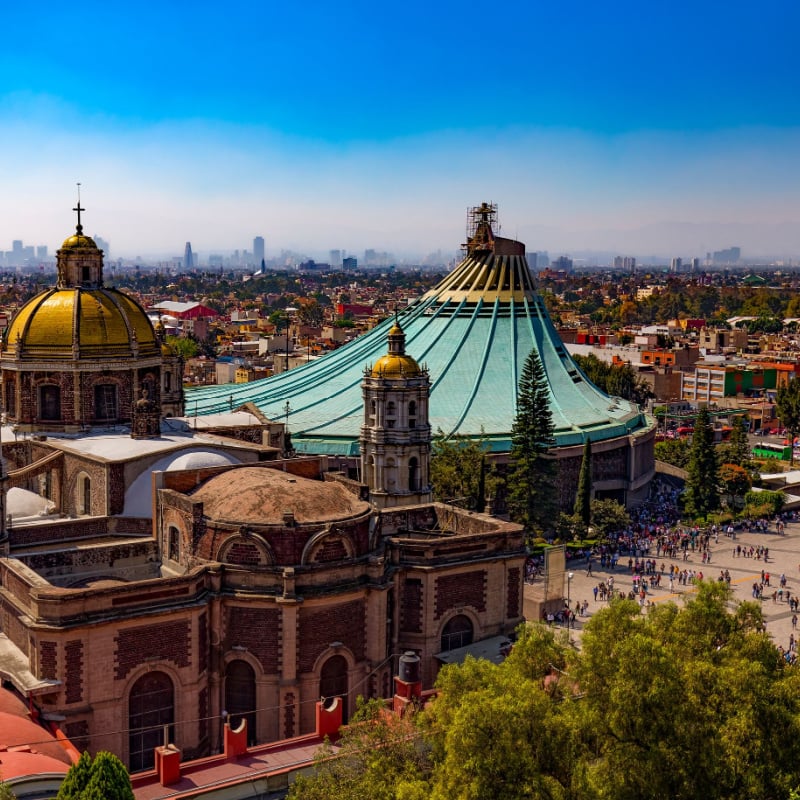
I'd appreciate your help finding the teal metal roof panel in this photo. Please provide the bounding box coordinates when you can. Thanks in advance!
[187,254,653,454]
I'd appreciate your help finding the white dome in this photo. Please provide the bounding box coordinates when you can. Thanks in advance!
[121,448,241,518]
[8,487,56,521]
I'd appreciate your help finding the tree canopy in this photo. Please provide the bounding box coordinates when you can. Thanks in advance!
[430,432,493,512]
[56,751,133,800]
[291,583,800,800]
[572,353,653,406]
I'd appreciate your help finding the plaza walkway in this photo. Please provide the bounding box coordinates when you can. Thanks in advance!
[555,520,800,656]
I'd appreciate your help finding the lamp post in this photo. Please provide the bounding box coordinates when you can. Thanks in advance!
[566,572,574,628]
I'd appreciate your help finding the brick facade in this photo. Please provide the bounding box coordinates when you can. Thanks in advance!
[299,600,366,673]
[224,607,281,673]
[434,570,487,619]
[64,640,84,704]
[114,621,191,680]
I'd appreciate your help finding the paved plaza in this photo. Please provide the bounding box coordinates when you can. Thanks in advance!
[551,521,800,655]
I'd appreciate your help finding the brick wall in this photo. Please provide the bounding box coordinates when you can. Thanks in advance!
[434,570,487,620]
[225,607,280,672]
[507,567,521,618]
[298,599,365,673]
[65,640,84,703]
[108,463,126,515]
[224,539,270,566]
[114,620,191,680]
[198,612,208,674]
[39,641,57,680]
[400,578,423,633]
[310,536,348,563]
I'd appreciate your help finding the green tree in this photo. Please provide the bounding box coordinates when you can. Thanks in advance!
[719,462,752,510]
[744,489,785,517]
[288,698,431,800]
[165,334,199,359]
[57,751,133,800]
[776,378,800,466]
[430,433,494,511]
[56,751,91,799]
[684,406,720,520]
[654,437,692,468]
[717,414,752,471]
[574,439,592,527]
[507,349,559,536]
[0,777,15,800]
[589,497,630,537]
[82,752,134,800]
[572,353,652,405]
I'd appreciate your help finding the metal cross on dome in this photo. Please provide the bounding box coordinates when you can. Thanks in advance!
[73,182,85,234]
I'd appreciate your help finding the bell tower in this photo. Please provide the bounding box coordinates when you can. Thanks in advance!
[360,320,431,508]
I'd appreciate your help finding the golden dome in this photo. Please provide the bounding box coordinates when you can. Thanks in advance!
[3,288,159,360]
[61,233,99,250]
[371,353,421,378]
[388,323,403,336]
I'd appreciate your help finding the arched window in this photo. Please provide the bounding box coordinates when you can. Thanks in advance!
[168,526,180,562]
[129,671,174,773]
[164,372,172,392]
[39,385,61,421]
[408,400,416,428]
[386,401,396,417]
[408,457,419,492]
[440,614,474,652]
[320,654,349,723]
[225,660,257,745]
[77,474,91,516]
[94,383,118,421]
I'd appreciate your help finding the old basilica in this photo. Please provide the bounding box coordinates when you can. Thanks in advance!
[0,208,525,771]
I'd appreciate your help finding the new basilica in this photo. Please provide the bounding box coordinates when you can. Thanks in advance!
[0,209,525,772]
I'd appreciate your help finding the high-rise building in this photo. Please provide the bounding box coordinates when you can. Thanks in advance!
[551,255,573,271]
[36,245,48,260]
[342,256,357,269]
[712,247,741,264]
[670,257,682,273]
[329,249,342,267]
[253,236,265,265]
[184,242,194,270]
[94,236,109,259]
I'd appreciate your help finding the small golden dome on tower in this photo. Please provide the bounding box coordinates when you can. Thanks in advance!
[369,317,421,377]
[370,353,421,378]
[61,233,98,250]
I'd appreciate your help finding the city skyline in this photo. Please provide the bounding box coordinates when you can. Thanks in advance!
[0,1,798,259]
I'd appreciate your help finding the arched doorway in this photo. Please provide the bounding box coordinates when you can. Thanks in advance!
[225,660,257,745]
[128,671,174,772]
[319,654,349,723]
[440,614,474,651]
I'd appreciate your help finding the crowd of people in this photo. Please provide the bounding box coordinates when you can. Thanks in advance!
[526,478,800,638]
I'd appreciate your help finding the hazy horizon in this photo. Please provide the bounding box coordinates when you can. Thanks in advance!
[1,2,798,262]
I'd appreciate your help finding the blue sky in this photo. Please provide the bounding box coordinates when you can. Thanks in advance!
[0,1,798,260]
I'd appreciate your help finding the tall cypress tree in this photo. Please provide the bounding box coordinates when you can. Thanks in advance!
[574,438,592,528]
[684,406,720,520]
[507,348,558,536]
